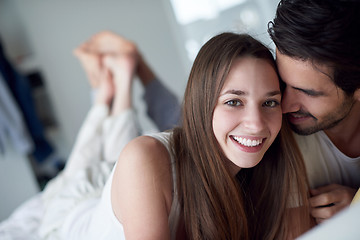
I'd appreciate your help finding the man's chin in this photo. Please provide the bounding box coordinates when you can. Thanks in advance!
[288,123,320,136]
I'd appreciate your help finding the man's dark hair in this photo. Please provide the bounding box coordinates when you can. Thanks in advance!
[268,0,360,95]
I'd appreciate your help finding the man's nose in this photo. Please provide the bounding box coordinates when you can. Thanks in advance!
[281,87,301,114]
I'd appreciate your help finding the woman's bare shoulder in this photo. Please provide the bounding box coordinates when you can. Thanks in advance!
[117,135,171,169]
[111,135,173,239]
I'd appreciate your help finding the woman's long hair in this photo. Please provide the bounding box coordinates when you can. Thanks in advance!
[171,32,310,239]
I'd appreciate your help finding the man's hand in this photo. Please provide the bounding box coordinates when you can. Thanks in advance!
[309,184,357,224]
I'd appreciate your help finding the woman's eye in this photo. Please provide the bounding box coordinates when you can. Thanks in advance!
[225,100,242,107]
[263,100,279,108]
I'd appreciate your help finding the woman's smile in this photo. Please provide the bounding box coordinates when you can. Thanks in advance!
[230,135,267,153]
[212,56,282,172]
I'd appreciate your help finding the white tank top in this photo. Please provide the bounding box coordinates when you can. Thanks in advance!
[58,131,180,240]
[294,131,360,189]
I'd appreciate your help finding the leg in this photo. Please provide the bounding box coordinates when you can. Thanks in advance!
[62,67,114,177]
[102,53,140,163]
[82,31,181,130]
[137,54,181,131]
[64,33,142,176]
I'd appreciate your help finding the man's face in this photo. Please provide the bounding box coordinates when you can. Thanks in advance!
[276,50,355,135]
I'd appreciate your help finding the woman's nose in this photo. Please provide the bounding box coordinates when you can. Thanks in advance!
[242,107,265,132]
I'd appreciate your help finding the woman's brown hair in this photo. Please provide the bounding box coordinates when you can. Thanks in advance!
[171,32,310,239]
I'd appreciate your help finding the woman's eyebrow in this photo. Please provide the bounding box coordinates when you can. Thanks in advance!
[221,89,246,96]
[221,89,281,97]
[266,90,281,97]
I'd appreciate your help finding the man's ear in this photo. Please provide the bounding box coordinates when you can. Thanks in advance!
[354,88,360,101]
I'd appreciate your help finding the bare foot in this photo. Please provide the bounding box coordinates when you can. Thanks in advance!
[88,31,157,87]
[94,67,115,106]
[103,52,138,115]
[88,31,137,55]
[73,42,102,88]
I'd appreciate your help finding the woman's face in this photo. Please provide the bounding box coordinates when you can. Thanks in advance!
[212,57,282,176]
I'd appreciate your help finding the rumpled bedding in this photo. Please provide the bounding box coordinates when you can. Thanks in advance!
[0,193,43,240]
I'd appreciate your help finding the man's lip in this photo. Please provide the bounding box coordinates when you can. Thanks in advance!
[287,113,311,123]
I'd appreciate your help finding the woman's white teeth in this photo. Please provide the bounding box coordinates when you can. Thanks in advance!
[233,136,262,147]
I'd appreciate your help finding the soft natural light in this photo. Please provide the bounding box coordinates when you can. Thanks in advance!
[218,0,248,10]
[170,0,247,25]
[185,39,201,61]
[239,8,260,29]
[168,0,270,64]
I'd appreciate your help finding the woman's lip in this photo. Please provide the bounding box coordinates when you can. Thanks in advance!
[231,135,265,141]
[230,136,266,153]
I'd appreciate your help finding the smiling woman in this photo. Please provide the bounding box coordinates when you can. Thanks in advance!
[1,32,312,240]
[110,32,312,239]
[212,57,282,172]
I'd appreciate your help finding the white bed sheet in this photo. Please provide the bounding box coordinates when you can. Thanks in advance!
[0,193,43,240]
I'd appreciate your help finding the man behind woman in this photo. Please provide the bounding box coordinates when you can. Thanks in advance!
[46,32,311,239]
[1,32,312,239]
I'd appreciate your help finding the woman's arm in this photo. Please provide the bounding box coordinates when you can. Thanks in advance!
[111,135,173,240]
